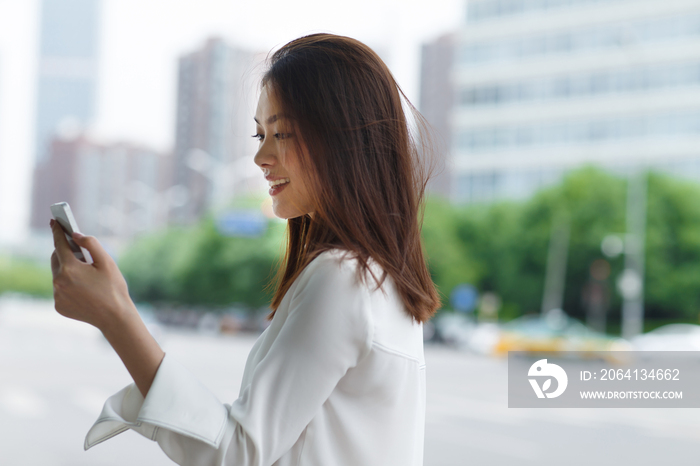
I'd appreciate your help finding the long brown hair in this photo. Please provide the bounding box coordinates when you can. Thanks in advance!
[261,33,441,324]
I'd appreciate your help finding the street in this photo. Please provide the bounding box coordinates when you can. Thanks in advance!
[1,295,698,465]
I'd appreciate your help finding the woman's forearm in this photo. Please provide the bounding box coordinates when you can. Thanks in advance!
[101,303,166,398]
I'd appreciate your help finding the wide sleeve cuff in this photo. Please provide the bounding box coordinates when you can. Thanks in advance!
[84,353,229,451]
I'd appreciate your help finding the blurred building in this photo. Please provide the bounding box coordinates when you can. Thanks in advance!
[28,0,102,248]
[419,33,456,201]
[29,134,178,243]
[451,0,700,203]
[171,37,264,226]
[34,0,101,164]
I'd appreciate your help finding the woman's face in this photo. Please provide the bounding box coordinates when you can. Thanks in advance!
[253,85,315,219]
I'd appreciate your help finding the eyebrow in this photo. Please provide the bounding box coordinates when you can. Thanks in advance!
[253,114,286,125]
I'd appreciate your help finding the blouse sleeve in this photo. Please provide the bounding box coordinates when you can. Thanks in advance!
[84,253,374,466]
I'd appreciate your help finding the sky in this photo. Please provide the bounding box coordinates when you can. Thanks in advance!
[0,0,465,246]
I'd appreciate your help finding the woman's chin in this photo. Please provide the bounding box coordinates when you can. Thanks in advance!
[272,205,311,220]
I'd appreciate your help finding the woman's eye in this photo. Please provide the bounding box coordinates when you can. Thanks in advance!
[275,133,292,140]
[251,133,264,141]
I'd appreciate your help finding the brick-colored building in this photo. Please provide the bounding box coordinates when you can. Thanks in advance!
[29,134,175,242]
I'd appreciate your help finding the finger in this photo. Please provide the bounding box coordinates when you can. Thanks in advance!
[50,219,75,265]
[50,250,60,276]
[71,232,108,268]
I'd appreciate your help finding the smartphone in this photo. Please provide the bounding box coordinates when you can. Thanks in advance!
[50,202,94,264]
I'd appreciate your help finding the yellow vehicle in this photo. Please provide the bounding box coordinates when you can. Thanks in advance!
[493,310,631,362]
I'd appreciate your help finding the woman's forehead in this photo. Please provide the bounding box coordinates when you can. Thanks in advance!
[255,87,285,122]
[255,87,274,115]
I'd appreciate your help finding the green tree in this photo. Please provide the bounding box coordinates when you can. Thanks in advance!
[421,195,480,310]
[0,256,54,298]
[119,213,286,310]
[645,172,700,320]
[116,167,700,328]
[438,167,700,326]
[448,167,627,321]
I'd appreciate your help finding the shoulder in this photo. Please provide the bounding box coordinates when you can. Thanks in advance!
[287,248,382,317]
[287,249,375,355]
[294,248,384,295]
[298,248,357,281]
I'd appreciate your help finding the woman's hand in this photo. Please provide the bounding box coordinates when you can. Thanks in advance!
[50,219,135,331]
[50,219,166,397]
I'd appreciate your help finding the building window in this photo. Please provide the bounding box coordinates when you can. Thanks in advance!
[459,14,700,65]
[458,62,700,107]
[456,110,700,152]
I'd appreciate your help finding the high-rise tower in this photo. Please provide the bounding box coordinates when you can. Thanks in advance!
[419,33,457,201]
[34,0,101,164]
[30,0,101,233]
[171,37,261,225]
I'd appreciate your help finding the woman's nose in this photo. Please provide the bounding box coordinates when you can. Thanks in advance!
[254,151,269,171]
[254,144,276,170]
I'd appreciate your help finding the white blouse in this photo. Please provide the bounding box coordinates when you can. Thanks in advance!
[84,248,426,466]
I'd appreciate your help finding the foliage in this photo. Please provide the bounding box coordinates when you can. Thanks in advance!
[119,201,287,311]
[0,255,54,298]
[645,173,700,320]
[427,167,700,325]
[420,196,480,309]
[505,166,628,321]
[117,167,700,326]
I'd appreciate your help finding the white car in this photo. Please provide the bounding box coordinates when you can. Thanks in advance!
[631,324,700,351]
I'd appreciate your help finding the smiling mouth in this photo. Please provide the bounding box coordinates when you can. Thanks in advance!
[269,181,289,196]
[268,179,290,188]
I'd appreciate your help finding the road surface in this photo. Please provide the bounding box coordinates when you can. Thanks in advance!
[0,295,698,465]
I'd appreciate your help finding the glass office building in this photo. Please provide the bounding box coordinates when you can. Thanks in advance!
[452,0,700,202]
[34,0,101,164]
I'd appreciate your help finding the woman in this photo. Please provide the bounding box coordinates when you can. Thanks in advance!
[50,33,441,466]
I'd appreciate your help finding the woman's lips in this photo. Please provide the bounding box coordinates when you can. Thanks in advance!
[269,181,289,196]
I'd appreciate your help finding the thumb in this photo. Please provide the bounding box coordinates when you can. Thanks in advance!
[71,232,108,267]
